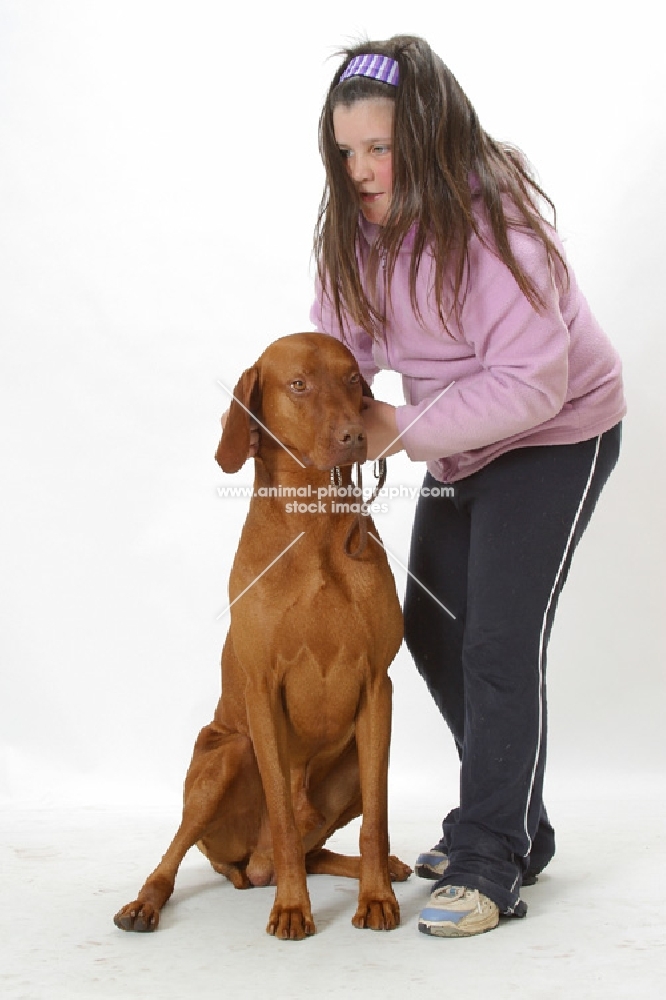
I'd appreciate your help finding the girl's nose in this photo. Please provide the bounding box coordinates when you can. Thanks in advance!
[349,152,372,184]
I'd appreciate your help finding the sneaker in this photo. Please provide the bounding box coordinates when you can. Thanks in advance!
[414,848,449,880]
[418,885,499,937]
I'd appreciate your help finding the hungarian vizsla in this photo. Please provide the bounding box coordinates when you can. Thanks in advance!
[113,332,409,940]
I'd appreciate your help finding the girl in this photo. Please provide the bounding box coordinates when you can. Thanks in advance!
[311,35,625,937]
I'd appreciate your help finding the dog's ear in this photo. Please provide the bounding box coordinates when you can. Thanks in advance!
[215,367,260,473]
[360,375,374,399]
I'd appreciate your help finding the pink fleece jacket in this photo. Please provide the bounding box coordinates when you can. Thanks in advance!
[311,211,626,484]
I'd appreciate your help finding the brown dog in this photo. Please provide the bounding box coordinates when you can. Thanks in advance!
[113,332,408,940]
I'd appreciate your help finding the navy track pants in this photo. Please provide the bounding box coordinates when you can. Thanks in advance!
[403,424,622,914]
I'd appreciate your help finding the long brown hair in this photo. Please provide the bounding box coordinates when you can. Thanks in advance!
[314,35,567,340]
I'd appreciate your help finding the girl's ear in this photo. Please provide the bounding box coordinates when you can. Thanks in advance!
[215,367,260,473]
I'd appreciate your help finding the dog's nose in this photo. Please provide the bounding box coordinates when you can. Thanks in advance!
[336,425,366,447]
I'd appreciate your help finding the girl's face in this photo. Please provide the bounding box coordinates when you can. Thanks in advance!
[332,98,394,226]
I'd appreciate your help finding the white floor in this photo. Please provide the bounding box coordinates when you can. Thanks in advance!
[1,776,664,1000]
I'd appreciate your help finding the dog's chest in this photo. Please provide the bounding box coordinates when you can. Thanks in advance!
[278,645,363,750]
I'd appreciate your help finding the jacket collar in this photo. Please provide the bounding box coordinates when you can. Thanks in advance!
[357,213,417,254]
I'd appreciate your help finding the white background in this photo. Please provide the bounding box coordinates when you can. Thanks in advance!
[1,0,664,828]
[2,3,665,997]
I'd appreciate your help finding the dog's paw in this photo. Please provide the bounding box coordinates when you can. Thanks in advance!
[113,900,160,933]
[388,855,413,882]
[352,894,400,931]
[266,904,316,940]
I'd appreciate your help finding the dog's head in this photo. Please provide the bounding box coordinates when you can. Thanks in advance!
[216,333,372,473]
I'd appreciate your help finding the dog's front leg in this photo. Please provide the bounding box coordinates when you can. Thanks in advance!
[245,675,315,940]
[352,672,401,931]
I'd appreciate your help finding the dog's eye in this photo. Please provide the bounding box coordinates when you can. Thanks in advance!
[349,372,361,384]
[290,379,307,393]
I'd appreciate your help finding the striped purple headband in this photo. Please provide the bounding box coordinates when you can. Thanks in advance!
[339,53,400,86]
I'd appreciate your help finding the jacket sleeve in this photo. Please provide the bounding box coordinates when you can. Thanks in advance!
[310,277,380,386]
[395,229,570,460]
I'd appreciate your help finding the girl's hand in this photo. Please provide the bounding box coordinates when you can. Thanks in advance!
[360,398,404,461]
[220,409,260,457]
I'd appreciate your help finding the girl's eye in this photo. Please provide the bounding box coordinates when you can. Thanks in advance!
[373,145,390,155]
[338,148,352,159]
